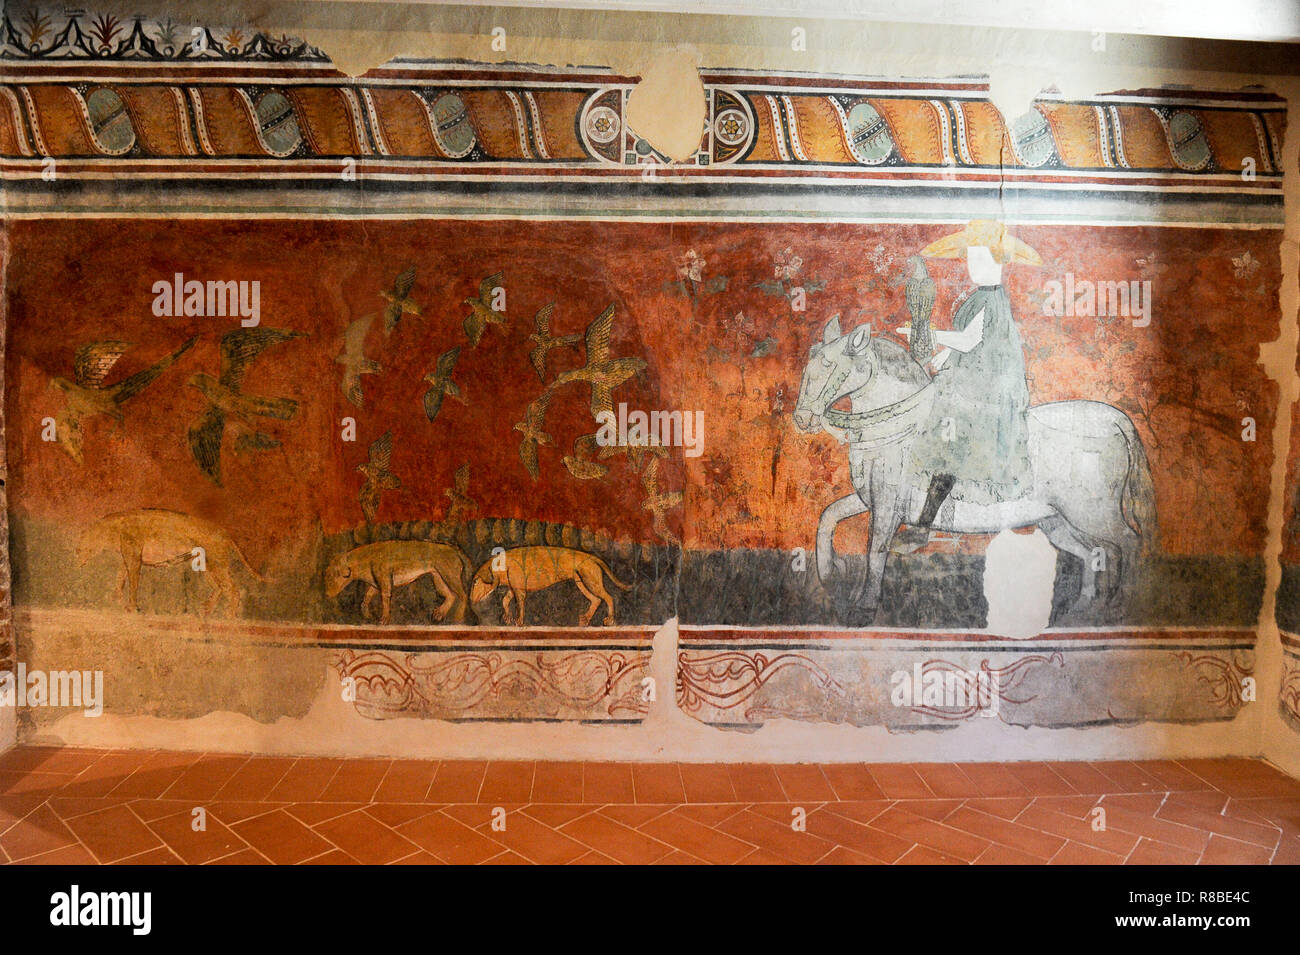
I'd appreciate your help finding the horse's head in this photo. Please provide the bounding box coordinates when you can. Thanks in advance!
[793,315,874,433]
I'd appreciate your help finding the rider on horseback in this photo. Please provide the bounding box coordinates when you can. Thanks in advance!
[893,220,1043,553]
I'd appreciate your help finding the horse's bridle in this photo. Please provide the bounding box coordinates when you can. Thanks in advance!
[821,381,935,449]
[812,360,853,416]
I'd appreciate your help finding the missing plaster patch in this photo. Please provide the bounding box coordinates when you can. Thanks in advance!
[625,48,707,163]
[987,70,1055,127]
[984,528,1056,639]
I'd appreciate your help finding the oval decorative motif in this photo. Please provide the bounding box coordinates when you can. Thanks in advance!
[1010,107,1055,167]
[84,87,135,155]
[255,91,302,157]
[1166,110,1211,171]
[430,92,476,159]
[845,102,893,165]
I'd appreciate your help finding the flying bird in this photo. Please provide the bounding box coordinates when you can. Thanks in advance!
[513,392,553,481]
[904,255,936,362]
[444,463,477,524]
[527,302,581,381]
[463,272,507,347]
[187,327,305,485]
[356,431,400,524]
[335,313,381,408]
[598,437,667,472]
[548,303,647,419]
[640,456,683,546]
[381,266,421,335]
[49,336,197,464]
[421,346,466,422]
[562,433,609,480]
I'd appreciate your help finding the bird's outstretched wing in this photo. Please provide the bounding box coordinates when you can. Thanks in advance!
[219,328,303,390]
[55,411,84,464]
[641,456,663,496]
[392,266,416,300]
[527,391,550,429]
[359,483,380,524]
[650,508,681,546]
[563,433,609,480]
[235,431,281,452]
[528,345,547,381]
[343,375,364,408]
[74,341,132,389]
[342,314,374,355]
[436,346,461,378]
[188,405,226,485]
[519,437,539,480]
[369,431,393,471]
[422,351,460,421]
[478,272,503,302]
[533,302,554,337]
[642,457,683,544]
[113,336,198,405]
[590,381,613,421]
[584,304,615,366]
[463,312,484,347]
[422,385,446,422]
[528,305,556,379]
[454,463,470,492]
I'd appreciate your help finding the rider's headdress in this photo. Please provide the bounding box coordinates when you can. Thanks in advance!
[920,220,1042,266]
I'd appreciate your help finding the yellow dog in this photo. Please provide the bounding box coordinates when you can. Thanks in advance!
[470,545,630,626]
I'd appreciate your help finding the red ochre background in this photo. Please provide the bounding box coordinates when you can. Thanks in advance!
[3,219,1280,573]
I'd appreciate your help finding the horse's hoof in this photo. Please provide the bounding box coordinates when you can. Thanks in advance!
[833,601,877,628]
[890,526,931,555]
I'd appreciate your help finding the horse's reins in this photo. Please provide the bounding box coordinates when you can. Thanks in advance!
[821,380,935,449]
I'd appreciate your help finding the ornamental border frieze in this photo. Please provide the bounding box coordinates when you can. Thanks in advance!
[0,68,1284,185]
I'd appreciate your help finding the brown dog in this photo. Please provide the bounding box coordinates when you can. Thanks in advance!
[77,508,264,616]
[469,545,630,626]
[326,540,472,624]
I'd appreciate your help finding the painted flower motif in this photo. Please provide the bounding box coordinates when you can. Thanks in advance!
[701,453,734,493]
[764,384,786,416]
[1232,251,1260,279]
[723,311,753,342]
[88,14,123,53]
[677,249,705,283]
[867,243,894,274]
[21,9,53,48]
[152,18,181,50]
[774,247,803,281]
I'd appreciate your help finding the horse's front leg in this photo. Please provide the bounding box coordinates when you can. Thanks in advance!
[852,459,906,612]
[816,493,870,583]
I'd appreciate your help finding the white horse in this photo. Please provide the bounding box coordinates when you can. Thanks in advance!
[792,316,1157,619]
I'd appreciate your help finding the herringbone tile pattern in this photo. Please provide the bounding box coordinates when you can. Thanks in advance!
[1,749,1297,864]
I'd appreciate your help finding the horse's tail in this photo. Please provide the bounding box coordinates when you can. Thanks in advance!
[1118,416,1158,555]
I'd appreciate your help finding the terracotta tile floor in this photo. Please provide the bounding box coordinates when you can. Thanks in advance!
[1,748,1297,864]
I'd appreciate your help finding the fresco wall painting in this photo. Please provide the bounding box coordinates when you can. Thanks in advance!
[0,5,1293,751]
